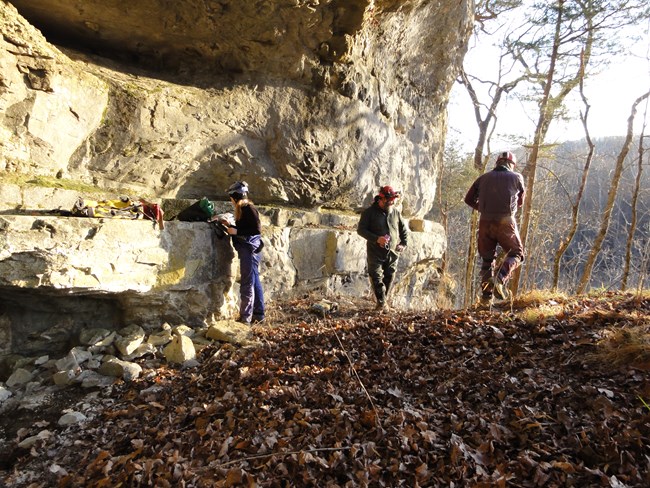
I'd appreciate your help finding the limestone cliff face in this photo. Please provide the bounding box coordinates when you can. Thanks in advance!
[0,0,470,360]
[0,184,449,361]
[1,0,473,215]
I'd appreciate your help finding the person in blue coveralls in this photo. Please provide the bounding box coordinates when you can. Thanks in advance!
[216,181,265,324]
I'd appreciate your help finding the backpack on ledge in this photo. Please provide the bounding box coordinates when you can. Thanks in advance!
[176,197,215,222]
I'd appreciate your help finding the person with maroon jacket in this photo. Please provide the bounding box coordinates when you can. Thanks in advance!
[464,152,526,302]
[216,181,265,324]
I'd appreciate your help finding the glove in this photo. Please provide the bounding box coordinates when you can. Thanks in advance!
[377,235,390,248]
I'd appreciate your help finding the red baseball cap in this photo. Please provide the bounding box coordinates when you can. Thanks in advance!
[378,185,400,200]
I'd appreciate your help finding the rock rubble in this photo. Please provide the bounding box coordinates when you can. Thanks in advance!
[0,319,257,429]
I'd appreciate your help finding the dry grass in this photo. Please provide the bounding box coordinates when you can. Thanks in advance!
[0,171,143,198]
[509,289,568,324]
[516,303,567,325]
[513,289,568,308]
[588,324,650,368]
[267,288,650,371]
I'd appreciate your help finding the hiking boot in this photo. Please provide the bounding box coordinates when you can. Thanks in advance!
[376,302,393,312]
[494,280,511,301]
[252,315,265,324]
[480,282,493,296]
[479,293,492,305]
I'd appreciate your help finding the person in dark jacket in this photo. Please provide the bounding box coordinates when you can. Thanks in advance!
[357,185,409,310]
[464,151,526,302]
[215,181,265,324]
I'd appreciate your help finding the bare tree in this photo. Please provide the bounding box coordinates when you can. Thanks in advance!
[638,225,650,292]
[576,89,650,294]
[505,0,649,294]
[475,0,523,31]
[435,137,480,305]
[621,103,649,290]
[454,0,649,299]
[551,49,595,290]
[457,66,525,305]
[513,0,589,294]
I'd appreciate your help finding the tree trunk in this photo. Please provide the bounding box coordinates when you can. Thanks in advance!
[576,90,650,294]
[463,213,479,306]
[513,0,593,295]
[512,0,564,295]
[621,115,649,290]
[552,50,594,291]
[437,160,449,275]
[458,68,523,306]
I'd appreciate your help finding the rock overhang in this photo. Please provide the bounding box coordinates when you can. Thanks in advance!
[2,0,474,217]
[8,0,370,80]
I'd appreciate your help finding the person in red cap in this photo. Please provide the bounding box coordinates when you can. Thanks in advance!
[464,151,525,302]
[357,185,408,310]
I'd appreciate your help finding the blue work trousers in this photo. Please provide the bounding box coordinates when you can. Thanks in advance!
[233,236,265,322]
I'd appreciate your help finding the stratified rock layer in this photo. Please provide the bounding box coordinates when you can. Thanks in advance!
[0,185,448,360]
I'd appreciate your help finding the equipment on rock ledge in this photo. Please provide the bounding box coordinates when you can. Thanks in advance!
[69,196,165,229]
[176,197,214,222]
[139,198,165,229]
[210,212,235,239]
[209,221,229,238]
[71,196,139,219]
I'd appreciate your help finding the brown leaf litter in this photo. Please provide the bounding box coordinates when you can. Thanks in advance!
[2,291,649,487]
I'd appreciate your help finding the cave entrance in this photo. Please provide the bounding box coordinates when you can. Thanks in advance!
[0,288,124,360]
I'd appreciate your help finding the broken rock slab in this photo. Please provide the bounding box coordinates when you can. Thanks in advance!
[163,335,196,364]
[6,368,33,387]
[206,320,257,347]
[97,357,143,381]
[58,411,87,426]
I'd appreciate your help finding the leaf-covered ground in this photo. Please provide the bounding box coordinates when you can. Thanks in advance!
[3,292,650,487]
